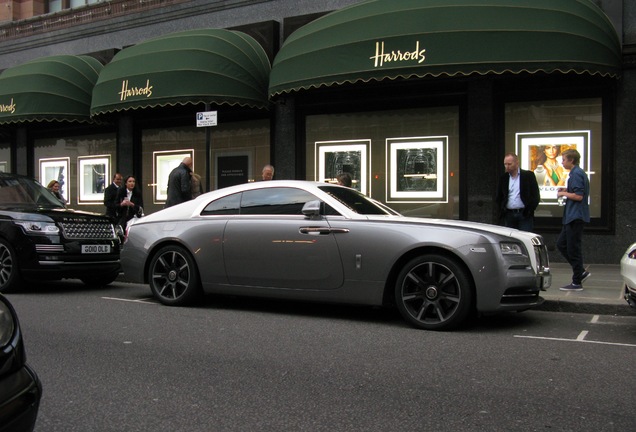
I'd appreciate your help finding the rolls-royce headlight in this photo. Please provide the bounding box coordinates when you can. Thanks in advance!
[500,242,525,255]
[14,220,60,235]
[0,299,15,347]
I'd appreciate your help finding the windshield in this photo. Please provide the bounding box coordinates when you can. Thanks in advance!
[0,175,65,210]
[318,185,400,216]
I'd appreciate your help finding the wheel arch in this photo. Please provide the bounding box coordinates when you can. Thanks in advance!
[382,246,477,308]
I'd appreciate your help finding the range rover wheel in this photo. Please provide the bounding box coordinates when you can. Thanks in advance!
[148,245,201,306]
[0,239,23,293]
[395,254,473,331]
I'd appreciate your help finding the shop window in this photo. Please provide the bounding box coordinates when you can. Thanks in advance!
[142,119,270,215]
[504,98,602,220]
[33,133,117,211]
[0,142,10,173]
[306,107,460,219]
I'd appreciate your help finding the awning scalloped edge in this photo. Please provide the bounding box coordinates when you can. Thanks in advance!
[91,96,270,117]
[269,66,620,98]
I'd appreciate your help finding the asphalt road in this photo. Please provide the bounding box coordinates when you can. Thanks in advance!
[6,280,636,432]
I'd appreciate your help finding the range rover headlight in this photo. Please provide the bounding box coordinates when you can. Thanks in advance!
[500,242,525,255]
[14,220,60,235]
[0,298,15,348]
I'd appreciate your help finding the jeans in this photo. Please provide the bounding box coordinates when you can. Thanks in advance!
[503,210,534,232]
[557,220,585,284]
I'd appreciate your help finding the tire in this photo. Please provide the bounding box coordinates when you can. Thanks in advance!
[0,239,23,293]
[148,245,201,306]
[81,271,119,287]
[395,254,473,330]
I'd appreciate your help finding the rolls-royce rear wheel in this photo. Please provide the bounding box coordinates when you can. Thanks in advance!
[148,245,202,306]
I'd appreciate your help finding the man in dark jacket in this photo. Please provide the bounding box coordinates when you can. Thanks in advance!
[495,153,540,232]
[103,172,123,219]
[165,157,193,208]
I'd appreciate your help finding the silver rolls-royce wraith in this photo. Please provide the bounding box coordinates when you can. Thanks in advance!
[121,181,551,330]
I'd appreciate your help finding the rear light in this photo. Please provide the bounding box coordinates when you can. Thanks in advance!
[628,249,636,260]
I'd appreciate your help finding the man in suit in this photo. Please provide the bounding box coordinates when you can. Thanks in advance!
[103,172,123,219]
[495,153,540,232]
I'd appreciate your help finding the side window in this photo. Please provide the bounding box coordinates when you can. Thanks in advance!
[240,188,317,215]
[201,193,241,215]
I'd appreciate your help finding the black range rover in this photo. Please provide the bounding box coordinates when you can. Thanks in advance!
[0,173,121,292]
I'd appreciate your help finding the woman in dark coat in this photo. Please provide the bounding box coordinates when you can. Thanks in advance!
[116,175,144,228]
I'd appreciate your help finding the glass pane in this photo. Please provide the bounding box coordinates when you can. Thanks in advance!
[48,0,63,13]
[70,0,87,8]
[0,141,10,173]
[240,188,316,215]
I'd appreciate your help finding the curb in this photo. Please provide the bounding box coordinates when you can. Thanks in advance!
[536,299,633,316]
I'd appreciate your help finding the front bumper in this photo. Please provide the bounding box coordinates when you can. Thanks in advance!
[624,284,636,308]
[0,364,42,432]
[497,267,551,311]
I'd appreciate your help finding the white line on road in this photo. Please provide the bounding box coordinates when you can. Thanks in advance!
[514,335,636,348]
[101,296,157,304]
[577,330,589,341]
[590,315,600,323]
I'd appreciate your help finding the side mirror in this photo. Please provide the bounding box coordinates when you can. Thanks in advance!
[302,200,322,219]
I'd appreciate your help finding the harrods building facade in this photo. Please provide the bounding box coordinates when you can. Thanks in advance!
[0,0,634,263]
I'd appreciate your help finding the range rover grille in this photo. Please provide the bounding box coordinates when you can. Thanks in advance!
[60,222,115,240]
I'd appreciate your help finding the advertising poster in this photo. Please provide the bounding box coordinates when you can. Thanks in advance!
[517,131,590,205]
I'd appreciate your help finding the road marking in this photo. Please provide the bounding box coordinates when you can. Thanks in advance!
[590,315,600,323]
[576,330,588,341]
[514,335,636,348]
[102,296,157,304]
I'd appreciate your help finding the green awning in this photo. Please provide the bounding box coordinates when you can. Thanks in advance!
[91,28,271,115]
[0,55,102,124]
[269,0,622,96]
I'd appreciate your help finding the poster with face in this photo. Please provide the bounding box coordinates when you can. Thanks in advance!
[517,131,589,204]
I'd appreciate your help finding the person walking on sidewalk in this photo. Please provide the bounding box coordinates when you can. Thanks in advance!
[557,149,590,291]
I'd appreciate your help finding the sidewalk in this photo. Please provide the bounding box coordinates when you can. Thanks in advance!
[537,262,632,316]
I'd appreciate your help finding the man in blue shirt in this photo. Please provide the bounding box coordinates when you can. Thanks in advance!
[557,149,591,291]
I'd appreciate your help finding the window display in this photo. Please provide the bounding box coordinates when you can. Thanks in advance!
[505,98,601,219]
[78,155,109,203]
[315,140,369,194]
[517,131,590,205]
[153,150,194,203]
[39,157,70,204]
[306,107,460,219]
[387,136,447,202]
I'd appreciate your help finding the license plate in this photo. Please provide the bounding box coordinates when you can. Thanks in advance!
[82,245,111,254]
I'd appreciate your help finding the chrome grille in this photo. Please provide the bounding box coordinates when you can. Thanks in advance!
[60,221,115,240]
[532,236,550,273]
[36,244,64,253]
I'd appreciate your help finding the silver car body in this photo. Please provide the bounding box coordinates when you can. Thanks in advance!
[620,242,636,308]
[121,181,551,329]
